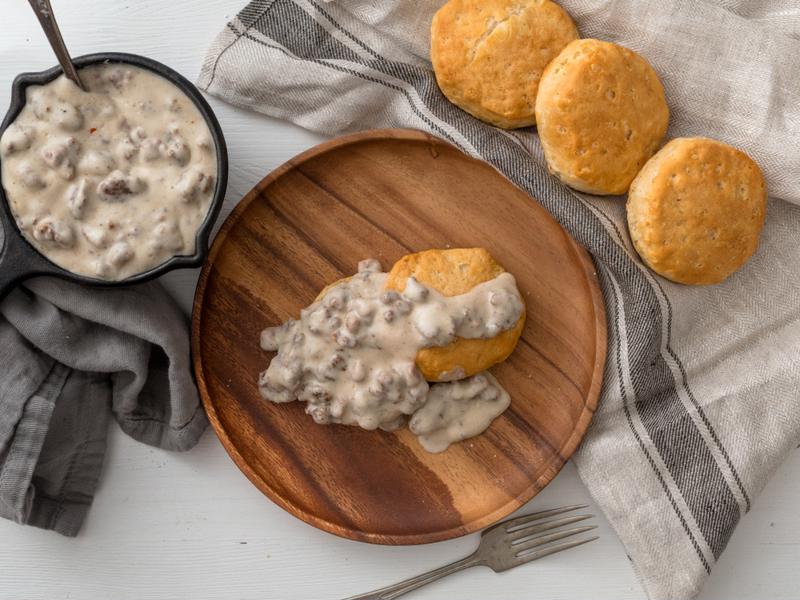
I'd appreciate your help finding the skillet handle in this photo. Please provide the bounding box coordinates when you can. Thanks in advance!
[0,229,31,301]
[0,206,49,301]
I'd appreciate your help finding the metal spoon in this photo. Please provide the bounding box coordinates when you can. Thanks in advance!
[28,0,86,91]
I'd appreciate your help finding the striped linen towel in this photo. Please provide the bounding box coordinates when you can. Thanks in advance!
[198,1,800,598]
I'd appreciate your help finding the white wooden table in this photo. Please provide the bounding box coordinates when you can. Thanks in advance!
[1,2,798,599]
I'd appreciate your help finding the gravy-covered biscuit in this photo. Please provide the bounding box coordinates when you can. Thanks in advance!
[535,39,669,195]
[385,248,526,381]
[431,0,578,129]
[627,137,767,285]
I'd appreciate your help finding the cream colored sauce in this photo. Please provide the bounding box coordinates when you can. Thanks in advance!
[410,373,510,453]
[0,63,216,280]
[258,259,523,453]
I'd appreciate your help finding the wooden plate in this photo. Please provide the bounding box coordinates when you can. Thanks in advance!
[192,129,606,545]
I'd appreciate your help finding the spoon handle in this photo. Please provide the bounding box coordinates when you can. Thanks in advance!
[28,0,86,91]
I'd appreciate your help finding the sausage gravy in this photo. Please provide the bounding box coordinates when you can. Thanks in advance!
[258,259,523,452]
[0,63,216,280]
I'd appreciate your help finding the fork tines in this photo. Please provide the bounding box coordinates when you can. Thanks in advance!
[506,504,598,560]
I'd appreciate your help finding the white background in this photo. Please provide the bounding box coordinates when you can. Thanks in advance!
[0,2,798,599]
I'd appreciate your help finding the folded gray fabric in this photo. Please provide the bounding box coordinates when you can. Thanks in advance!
[199,1,800,598]
[0,276,207,536]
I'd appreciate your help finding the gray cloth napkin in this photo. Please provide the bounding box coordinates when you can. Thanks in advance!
[0,277,207,536]
[199,1,800,598]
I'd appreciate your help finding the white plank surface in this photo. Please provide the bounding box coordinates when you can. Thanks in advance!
[0,2,797,599]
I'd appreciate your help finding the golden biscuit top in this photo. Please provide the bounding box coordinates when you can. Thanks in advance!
[535,38,669,195]
[431,0,578,128]
[322,249,506,301]
[627,137,767,285]
[385,247,504,296]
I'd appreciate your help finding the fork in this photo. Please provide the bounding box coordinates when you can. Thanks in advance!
[343,505,598,600]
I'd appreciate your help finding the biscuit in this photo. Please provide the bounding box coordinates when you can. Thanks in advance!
[627,137,767,285]
[385,248,526,382]
[431,0,578,129]
[535,39,669,195]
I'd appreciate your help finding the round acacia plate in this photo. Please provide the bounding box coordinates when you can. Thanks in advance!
[191,128,606,545]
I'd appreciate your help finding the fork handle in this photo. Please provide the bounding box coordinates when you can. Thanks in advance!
[342,554,482,600]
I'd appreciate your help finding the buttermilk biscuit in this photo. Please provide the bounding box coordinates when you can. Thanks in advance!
[535,38,669,195]
[385,248,526,382]
[627,137,767,285]
[431,0,578,129]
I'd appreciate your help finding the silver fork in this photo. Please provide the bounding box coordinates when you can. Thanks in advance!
[343,505,598,600]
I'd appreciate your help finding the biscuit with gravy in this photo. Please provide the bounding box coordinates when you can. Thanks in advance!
[384,248,526,381]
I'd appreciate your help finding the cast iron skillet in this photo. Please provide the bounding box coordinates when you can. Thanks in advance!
[0,52,228,299]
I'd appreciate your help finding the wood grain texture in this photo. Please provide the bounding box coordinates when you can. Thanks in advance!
[191,128,606,545]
